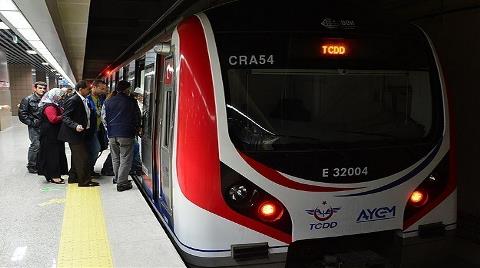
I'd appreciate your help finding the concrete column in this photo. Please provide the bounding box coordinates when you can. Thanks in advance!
[48,75,56,88]
[0,49,11,130]
[35,70,46,83]
[9,64,33,116]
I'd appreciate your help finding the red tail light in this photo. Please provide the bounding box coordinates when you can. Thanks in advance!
[403,154,452,229]
[257,200,284,222]
[409,190,428,207]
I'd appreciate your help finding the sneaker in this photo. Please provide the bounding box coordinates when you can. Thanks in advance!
[27,167,38,174]
[117,182,133,192]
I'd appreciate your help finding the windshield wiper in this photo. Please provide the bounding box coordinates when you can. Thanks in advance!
[332,130,399,139]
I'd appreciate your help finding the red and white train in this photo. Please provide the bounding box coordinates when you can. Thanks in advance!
[104,1,456,267]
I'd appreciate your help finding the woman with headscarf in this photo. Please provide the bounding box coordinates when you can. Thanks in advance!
[37,88,68,184]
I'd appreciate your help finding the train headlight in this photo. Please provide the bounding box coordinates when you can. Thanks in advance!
[409,190,429,207]
[228,185,249,202]
[403,154,451,229]
[221,163,292,234]
[227,184,257,208]
[257,200,284,222]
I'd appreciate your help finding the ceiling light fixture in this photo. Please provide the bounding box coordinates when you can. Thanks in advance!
[0,0,75,86]
[0,22,9,29]
[0,11,30,28]
[25,50,36,54]
[17,28,39,41]
[0,0,18,11]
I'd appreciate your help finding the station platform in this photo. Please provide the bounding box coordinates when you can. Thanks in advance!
[2,117,480,268]
[0,117,186,268]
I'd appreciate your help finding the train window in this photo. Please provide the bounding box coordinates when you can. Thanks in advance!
[142,62,155,139]
[118,68,123,80]
[123,66,129,81]
[109,74,114,91]
[226,68,435,148]
[128,60,135,85]
[163,91,172,147]
[135,57,146,89]
[112,71,121,90]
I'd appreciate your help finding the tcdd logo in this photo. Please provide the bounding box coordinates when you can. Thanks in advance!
[305,201,341,230]
[356,206,396,223]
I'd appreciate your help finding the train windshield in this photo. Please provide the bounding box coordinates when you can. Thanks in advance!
[226,68,433,149]
[215,31,443,182]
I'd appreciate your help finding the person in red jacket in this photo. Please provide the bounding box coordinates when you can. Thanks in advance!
[37,88,69,184]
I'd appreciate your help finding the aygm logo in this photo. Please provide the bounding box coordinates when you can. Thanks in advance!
[356,206,396,223]
[305,201,341,230]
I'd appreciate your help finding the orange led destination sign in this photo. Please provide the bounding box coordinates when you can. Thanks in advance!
[321,45,347,55]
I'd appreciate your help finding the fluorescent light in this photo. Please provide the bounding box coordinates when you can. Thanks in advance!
[25,49,36,54]
[41,62,48,65]
[0,11,30,28]
[0,22,9,29]
[50,68,55,71]
[0,0,18,11]
[29,40,47,51]
[17,28,39,41]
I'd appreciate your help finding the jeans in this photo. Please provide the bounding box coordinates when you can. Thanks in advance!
[133,138,142,171]
[27,126,40,169]
[109,137,134,186]
[87,130,101,173]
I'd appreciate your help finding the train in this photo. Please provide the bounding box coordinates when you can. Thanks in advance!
[103,1,456,267]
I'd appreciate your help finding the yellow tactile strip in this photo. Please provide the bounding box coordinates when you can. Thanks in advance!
[57,184,113,268]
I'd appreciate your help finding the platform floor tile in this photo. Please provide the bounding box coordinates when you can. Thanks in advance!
[57,184,113,268]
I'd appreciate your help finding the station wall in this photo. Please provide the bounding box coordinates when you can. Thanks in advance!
[417,8,480,238]
[9,64,33,116]
[0,49,11,130]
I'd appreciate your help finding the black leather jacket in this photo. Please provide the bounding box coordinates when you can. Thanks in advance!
[18,93,42,128]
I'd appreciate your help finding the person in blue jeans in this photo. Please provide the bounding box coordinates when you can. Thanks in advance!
[100,90,142,178]
[104,81,141,192]
[86,80,108,176]
[18,81,47,173]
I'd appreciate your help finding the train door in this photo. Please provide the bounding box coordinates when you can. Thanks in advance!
[159,54,175,215]
[152,54,163,206]
[140,50,156,197]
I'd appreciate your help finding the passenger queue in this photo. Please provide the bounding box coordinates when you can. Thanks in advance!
[17,80,142,191]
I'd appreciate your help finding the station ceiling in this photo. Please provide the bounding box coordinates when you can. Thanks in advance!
[82,0,183,79]
[3,0,476,81]
[46,0,90,82]
[0,27,58,78]
[81,0,479,80]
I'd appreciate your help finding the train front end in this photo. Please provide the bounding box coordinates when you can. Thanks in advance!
[171,3,456,267]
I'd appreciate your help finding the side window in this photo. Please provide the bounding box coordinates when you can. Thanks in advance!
[161,56,175,148]
[128,60,135,85]
[143,62,155,139]
[163,91,172,147]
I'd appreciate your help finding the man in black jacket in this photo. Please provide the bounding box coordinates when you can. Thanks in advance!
[18,81,47,173]
[58,80,99,187]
